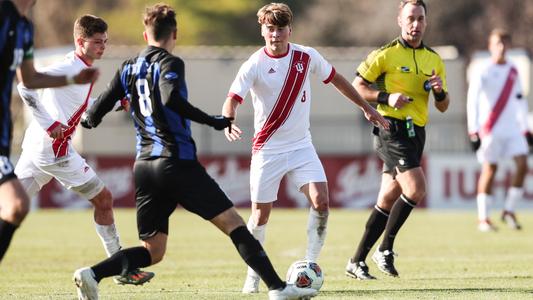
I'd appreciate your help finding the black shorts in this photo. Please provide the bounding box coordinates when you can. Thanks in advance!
[0,156,17,186]
[373,117,425,177]
[134,157,234,240]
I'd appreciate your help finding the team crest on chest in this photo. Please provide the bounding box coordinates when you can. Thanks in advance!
[293,61,306,73]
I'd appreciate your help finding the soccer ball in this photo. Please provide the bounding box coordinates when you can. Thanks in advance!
[286,260,324,290]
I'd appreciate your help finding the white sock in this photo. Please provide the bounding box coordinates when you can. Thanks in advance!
[305,207,328,262]
[246,216,266,278]
[95,223,121,257]
[476,193,492,221]
[504,187,523,212]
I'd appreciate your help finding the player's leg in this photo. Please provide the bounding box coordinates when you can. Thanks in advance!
[0,176,30,262]
[210,207,317,299]
[476,162,498,231]
[502,153,528,229]
[347,172,399,280]
[243,151,285,293]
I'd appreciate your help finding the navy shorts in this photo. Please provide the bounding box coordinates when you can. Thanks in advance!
[373,117,425,177]
[134,157,234,240]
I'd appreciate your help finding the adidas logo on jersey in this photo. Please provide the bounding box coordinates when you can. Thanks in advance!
[268,68,276,74]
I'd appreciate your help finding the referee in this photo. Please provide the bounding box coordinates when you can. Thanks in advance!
[345,0,450,280]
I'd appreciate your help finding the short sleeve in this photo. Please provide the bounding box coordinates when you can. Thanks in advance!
[356,49,384,83]
[228,58,256,103]
[308,48,335,84]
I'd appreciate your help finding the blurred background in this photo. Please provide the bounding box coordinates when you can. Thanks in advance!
[11,0,533,210]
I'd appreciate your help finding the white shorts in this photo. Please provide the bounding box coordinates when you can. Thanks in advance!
[250,145,327,203]
[477,134,528,164]
[14,151,103,199]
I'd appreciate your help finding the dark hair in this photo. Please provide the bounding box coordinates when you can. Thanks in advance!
[399,0,427,14]
[257,3,293,27]
[143,3,177,40]
[490,28,511,44]
[73,15,107,38]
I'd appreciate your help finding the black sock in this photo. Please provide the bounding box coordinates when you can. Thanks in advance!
[91,246,152,282]
[0,219,19,263]
[379,194,416,252]
[352,206,389,262]
[230,226,285,291]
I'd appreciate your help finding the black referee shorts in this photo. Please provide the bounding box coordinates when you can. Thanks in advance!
[134,157,234,240]
[373,117,425,177]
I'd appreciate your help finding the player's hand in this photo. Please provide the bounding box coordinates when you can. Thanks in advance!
[469,133,481,152]
[225,123,242,142]
[388,93,412,109]
[363,105,390,130]
[428,69,443,93]
[209,115,233,131]
[74,68,100,84]
[47,122,68,139]
[80,113,93,129]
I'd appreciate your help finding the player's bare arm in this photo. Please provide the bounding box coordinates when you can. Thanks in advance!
[16,59,99,89]
[352,76,411,109]
[222,96,242,141]
[331,73,389,129]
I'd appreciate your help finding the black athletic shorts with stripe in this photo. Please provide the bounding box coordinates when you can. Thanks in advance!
[134,157,234,240]
[373,117,425,177]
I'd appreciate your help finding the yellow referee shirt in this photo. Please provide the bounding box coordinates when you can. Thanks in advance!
[357,37,447,126]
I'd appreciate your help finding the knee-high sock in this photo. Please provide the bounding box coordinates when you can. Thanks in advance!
[477,193,492,221]
[352,205,389,262]
[95,223,121,257]
[245,216,266,279]
[230,226,284,291]
[0,219,18,263]
[379,194,416,252]
[504,187,523,213]
[305,207,329,262]
[91,246,152,282]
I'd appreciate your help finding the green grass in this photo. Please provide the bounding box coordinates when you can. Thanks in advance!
[1,209,532,299]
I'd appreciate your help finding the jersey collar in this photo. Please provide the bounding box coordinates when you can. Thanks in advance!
[398,37,425,49]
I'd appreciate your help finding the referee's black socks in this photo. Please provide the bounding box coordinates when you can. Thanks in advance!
[230,226,285,291]
[352,205,389,262]
[0,219,18,262]
[379,194,417,252]
[91,246,152,282]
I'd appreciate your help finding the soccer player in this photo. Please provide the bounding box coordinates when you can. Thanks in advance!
[221,2,389,293]
[15,14,154,285]
[467,29,532,232]
[73,4,317,300]
[0,0,98,264]
[345,0,450,279]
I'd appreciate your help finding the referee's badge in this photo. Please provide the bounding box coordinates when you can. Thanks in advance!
[423,80,431,91]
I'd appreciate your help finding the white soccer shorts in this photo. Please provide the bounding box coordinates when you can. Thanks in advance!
[15,151,103,199]
[477,134,528,164]
[250,145,327,203]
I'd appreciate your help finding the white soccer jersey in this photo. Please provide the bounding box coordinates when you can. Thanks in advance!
[467,61,529,138]
[228,43,335,154]
[18,52,94,165]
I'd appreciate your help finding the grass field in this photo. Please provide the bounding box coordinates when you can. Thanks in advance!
[1,208,532,299]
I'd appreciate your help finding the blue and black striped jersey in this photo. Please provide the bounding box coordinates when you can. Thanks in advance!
[88,46,217,160]
[0,0,34,156]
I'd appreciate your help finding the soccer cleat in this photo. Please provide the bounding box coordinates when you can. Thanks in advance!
[73,267,99,300]
[478,219,498,232]
[113,269,155,285]
[268,284,318,300]
[345,259,376,280]
[372,248,399,277]
[241,273,260,293]
[501,211,522,230]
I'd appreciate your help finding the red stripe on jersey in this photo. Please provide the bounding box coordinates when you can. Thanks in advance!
[252,50,310,152]
[480,67,517,137]
[323,67,336,84]
[52,83,94,158]
[227,92,244,104]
